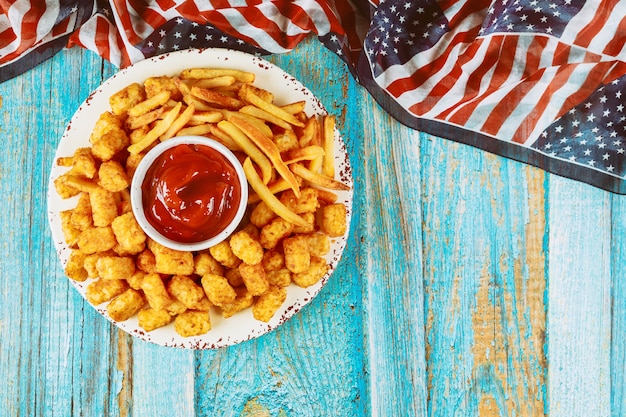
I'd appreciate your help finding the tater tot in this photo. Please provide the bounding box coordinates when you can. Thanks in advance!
[194,252,225,276]
[98,160,130,192]
[283,235,310,274]
[89,187,118,227]
[167,275,206,309]
[91,127,129,161]
[209,240,241,269]
[261,248,285,271]
[111,212,146,253]
[304,232,331,256]
[60,210,80,248]
[107,288,145,322]
[127,270,146,290]
[86,278,128,305]
[260,217,294,249]
[220,287,254,318]
[77,227,117,254]
[141,273,174,311]
[174,310,211,337]
[148,240,194,275]
[166,300,188,316]
[96,256,135,280]
[136,249,156,273]
[200,274,237,307]
[292,256,329,288]
[138,308,173,332]
[266,269,292,288]
[229,230,264,265]
[68,147,97,179]
[252,286,287,322]
[279,188,320,214]
[239,263,269,296]
[320,203,347,237]
[65,250,88,282]
[224,268,244,288]
[250,201,277,228]
[109,82,145,116]
[70,193,93,230]
[291,211,315,234]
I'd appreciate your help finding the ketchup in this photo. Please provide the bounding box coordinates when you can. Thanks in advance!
[141,143,242,243]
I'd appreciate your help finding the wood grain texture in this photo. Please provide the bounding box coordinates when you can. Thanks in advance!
[1,35,626,417]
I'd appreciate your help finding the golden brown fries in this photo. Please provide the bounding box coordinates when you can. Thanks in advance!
[55,65,350,338]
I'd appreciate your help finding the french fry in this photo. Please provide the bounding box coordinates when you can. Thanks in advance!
[180,68,255,83]
[208,125,242,151]
[243,158,309,228]
[238,84,304,128]
[183,94,215,111]
[126,106,166,130]
[175,123,213,138]
[127,90,171,118]
[188,110,223,125]
[127,102,182,155]
[174,77,192,96]
[191,86,242,110]
[217,120,273,184]
[223,109,273,138]
[283,145,325,164]
[247,179,292,205]
[160,102,195,141]
[280,101,306,114]
[240,105,293,130]
[230,115,300,197]
[322,115,335,177]
[193,75,237,89]
[290,162,350,191]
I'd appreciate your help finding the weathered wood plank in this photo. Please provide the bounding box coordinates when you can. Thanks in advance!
[547,178,612,417]
[611,193,626,417]
[420,139,548,416]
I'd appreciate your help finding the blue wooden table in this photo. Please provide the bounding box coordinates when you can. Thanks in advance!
[1,36,625,416]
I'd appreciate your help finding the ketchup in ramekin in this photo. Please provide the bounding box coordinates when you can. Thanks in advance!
[131,136,247,251]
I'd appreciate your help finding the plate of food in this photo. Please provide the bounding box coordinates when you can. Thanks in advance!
[47,48,353,349]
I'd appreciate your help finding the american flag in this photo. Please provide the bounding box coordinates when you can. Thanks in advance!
[1,0,625,193]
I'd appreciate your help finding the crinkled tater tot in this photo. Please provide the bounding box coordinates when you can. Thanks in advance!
[148,240,194,275]
[107,288,145,322]
[167,275,206,309]
[249,201,276,228]
[260,217,294,249]
[174,310,211,337]
[65,250,88,282]
[266,268,292,288]
[111,212,146,253]
[239,263,269,296]
[71,193,93,230]
[283,235,310,274]
[86,278,128,305]
[229,230,264,265]
[201,274,237,307]
[209,240,241,269]
[252,286,287,322]
[292,256,329,288]
[90,187,118,227]
[220,287,254,318]
[109,82,145,116]
[194,252,225,276]
[77,226,117,254]
[96,256,135,280]
[138,308,173,332]
[98,160,130,192]
[320,203,347,238]
[303,232,331,256]
[141,273,174,311]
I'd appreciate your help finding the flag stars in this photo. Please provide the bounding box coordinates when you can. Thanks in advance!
[174,32,182,39]
[587,113,597,122]
[607,165,615,172]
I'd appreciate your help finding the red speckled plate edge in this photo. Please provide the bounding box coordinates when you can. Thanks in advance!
[46,48,353,349]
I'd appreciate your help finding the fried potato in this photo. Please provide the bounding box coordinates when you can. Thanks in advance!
[209,240,241,269]
[96,256,135,280]
[194,252,225,276]
[77,226,117,254]
[283,235,310,274]
[86,278,128,306]
[167,275,207,310]
[65,250,88,282]
[141,273,174,311]
[201,274,237,307]
[292,256,329,288]
[138,308,174,332]
[229,230,264,265]
[266,269,292,288]
[260,217,294,250]
[109,82,145,116]
[174,310,211,337]
[239,263,269,296]
[148,240,194,275]
[320,203,348,237]
[180,68,255,83]
[252,286,287,322]
[107,288,145,322]
[220,287,255,318]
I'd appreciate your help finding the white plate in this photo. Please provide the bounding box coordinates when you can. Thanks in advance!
[47,48,353,349]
